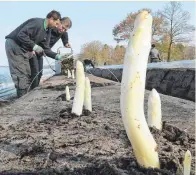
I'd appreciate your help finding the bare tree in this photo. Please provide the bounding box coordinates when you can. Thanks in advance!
[113,9,165,43]
[152,11,165,42]
[80,41,103,64]
[160,1,195,61]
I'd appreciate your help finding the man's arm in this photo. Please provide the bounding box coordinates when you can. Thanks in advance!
[41,30,71,60]
[17,19,38,51]
[40,30,58,59]
[44,48,58,59]
[61,32,68,46]
[90,60,95,68]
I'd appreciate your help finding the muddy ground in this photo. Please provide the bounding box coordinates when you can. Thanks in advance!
[0,75,195,175]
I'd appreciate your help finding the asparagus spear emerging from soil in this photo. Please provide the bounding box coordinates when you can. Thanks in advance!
[71,61,85,116]
[68,70,71,78]
[120,10,160,168]
[72,70,75,79]
[148,88,162,130]
[84,77,92,112]
[65,86,70,101]
[183,150,192,175]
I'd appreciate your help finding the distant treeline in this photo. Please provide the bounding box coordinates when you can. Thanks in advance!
[79,2,195,65]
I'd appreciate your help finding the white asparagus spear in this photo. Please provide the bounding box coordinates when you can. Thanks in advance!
[72,69,75,79]
[84,77,92,112]
[148,88,162,130]
[65,86,70,101]
[71,61,85,116]
[120,10,160,168]
[68,69,71,78]
[183,150,192,175]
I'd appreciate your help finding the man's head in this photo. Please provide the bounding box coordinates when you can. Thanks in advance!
[57,17,72,33]
[46,10,61,28]
[151,44,155,48]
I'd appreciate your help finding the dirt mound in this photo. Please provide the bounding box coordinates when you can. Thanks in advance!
[44,82,115,92]
[1,107,194,175]
[0,75,195,174]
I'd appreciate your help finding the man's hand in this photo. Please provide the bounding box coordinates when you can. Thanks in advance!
[65,43,71,48]
[33,44,44,54]
[28,51,36,58]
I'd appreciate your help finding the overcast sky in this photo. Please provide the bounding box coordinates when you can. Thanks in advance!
[0,1,195,66]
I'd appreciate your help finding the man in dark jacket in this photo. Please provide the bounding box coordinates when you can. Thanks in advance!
[5,10,67,98]
[149,44,161,63]
[29,17,72,89]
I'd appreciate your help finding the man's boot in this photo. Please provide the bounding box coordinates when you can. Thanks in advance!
[17,89,27,98]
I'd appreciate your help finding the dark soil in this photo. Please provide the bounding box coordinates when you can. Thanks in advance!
[90,82,115,88]
[0,107,194,175]
[56,94,74,101]
[0,75,195,175]
[0,96,17,108]
[0,100,10,107]
[44,82,115,92]
[44,82,76,91]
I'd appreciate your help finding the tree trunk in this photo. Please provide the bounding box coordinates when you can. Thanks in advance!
[167,42,172,62]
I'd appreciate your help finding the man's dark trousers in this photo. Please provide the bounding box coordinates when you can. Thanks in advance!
[151,58,161,63]
[29,55,43,90]
[5,39,31,98]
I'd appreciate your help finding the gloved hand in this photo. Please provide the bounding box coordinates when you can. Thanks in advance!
[33,44,44,54]
[55,53,69,61]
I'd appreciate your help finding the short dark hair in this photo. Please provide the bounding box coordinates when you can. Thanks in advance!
[46,10,61,20]
[152,44,155,48]
[61,17,72,28]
